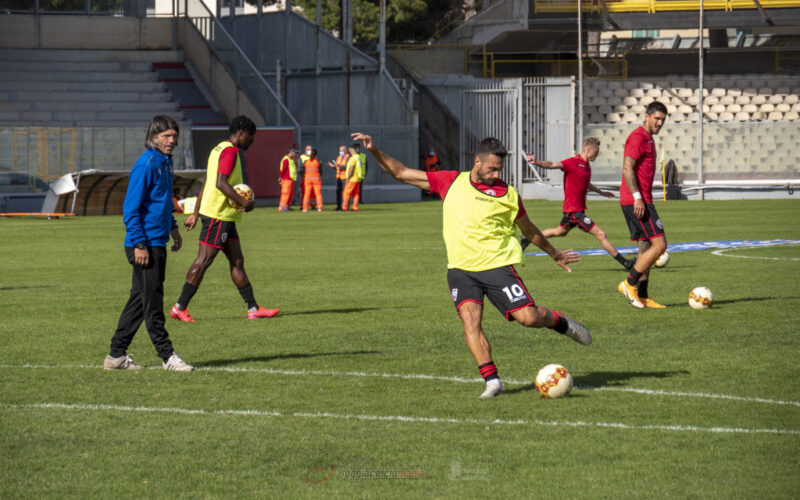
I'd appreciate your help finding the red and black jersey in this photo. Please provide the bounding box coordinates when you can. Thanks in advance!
[560,154,591,213]
[620,126,657,205]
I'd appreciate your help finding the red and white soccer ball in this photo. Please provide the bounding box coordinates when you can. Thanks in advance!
[534,364,574,399]
[654,250,670,268]
[688,286,714,309]
[228,183,254,209]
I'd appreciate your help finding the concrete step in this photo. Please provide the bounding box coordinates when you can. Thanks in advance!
[0,80,166,93]
[0,49,184,63]
[0,70,159,82]
[0,110,186,124]
[1,60,155,73]
[13,90,173,102]
[0,101,180,112]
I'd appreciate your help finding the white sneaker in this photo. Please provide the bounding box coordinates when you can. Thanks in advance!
[104,354,142,371]
[479,379,505,399]
[162,353,194,372]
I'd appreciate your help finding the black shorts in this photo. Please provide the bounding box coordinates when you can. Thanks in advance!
[621,204,665,241]
[199,216,240,249]
[560,211,595,232]
[447,266,535,321]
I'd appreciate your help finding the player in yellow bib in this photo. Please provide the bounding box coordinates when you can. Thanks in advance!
[352,132,591,398]
[170,116,279,322]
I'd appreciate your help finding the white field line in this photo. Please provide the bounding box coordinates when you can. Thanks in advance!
[1,402,798,435]
[711,242,800,261]
[711,247,800,261]
[2,363,800,408]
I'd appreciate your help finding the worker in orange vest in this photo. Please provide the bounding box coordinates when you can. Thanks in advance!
[341,143,364,211]
[327,145,349,210]
[302,148,323,212]
[424,146,441,172]
[278,146,297,212]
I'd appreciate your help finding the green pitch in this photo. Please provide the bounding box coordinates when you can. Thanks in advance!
[1,198,799,498]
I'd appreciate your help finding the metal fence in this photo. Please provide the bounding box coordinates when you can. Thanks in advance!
[0,126,194,193]
[585,121,800,183]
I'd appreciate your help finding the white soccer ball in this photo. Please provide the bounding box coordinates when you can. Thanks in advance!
[534,364,574,399]
[688,286,714,309]
[654,251,670,268]
[228,183,254,208]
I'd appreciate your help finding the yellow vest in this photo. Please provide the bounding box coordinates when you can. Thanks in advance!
[347,155,364,181]
[442,172,523,272]
[281,154,297,181]
[199,141,243,222]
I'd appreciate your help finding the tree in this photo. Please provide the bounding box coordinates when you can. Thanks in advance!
[293,0,457,43]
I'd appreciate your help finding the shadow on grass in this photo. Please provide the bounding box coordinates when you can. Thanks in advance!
[0,285,52,291]
[200,350,380,367]
[277,307,383,317]
[504,369,689,396]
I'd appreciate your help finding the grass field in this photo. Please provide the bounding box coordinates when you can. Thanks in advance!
[1,198,799,498]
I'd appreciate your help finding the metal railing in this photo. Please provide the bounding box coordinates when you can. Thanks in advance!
[178,0,300,133]
[534,0,800,14]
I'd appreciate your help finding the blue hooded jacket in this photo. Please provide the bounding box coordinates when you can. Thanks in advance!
[123,148,177,248]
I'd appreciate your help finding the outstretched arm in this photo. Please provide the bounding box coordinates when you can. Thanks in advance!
[588,182,615,198]
[516,214,579,272]
[525,153,563,170]
[352,132,430,191]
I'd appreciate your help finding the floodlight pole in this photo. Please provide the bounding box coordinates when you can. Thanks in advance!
[698,0,705,199]
[577,0,583,151]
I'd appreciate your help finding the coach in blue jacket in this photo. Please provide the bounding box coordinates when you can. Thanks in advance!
[104,116,193,372]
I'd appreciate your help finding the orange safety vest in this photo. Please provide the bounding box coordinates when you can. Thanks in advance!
[335,153,349,181]
[304,157,321,181]
[425,153,440,172]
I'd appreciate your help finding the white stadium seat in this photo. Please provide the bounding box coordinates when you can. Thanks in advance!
[615,89,630,98]
[776,87,791,94]
[614,104,628,113]
[742,103,758,114]
[727,104,742,114]
[598,105,613,114]
[687,96,700,106]
[622,112,638,123]
[678,88,693,98]
[711,88,727,97]
[777,103,791,113]
[760,103,776,113]
[599,88,614,98]
[607,112,621,123]
[720,112,734,122]
[667,104,678,114]
[630,88,645,98]
[720,95,735,105]
[768,111,783,121]
[678,104,693,114]
[705,96,720,105]
[785,111,799,121]
[758,88,773,96]
[640,96,654,106]
[727,88,742,97]
[608,81,623,89]
[671,112,685,122]
[751,95,767,105]
[784,94,799,105]
[687,112,700,122]
[734,112,750,122]
[711,104,726,114]
[623,96,638,106]
[646,88,662,98]
[704,112,719,121]
[742,88,758,97]
[607,96,623,106]
[792,103,800,112]
[769,95,785,104]
[735,95,751,105]
[630,104,646,114]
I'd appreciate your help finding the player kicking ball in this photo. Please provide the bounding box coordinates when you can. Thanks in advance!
[521,137,635,271]
[352,132,591,399]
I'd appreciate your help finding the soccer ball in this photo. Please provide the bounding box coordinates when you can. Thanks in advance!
[228,183,254,209]
[654,251,670,268]
[688,286,714,309]
[534,364,574,399]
